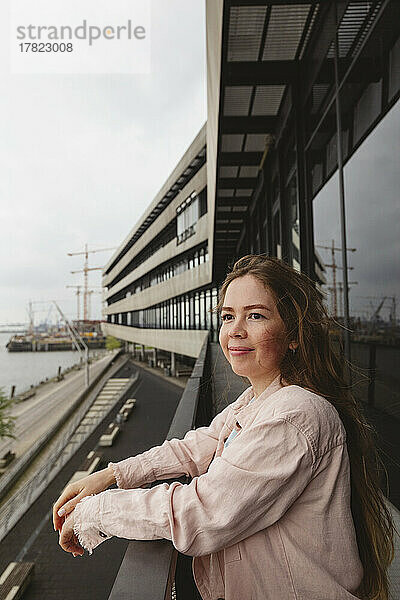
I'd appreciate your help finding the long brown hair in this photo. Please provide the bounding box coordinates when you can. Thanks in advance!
[215,254,395,600]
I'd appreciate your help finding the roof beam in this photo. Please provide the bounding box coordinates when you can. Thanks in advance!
[219,177,257,189]
[216,199,250,208]
[219,151,263,166]
[221,115,277,133]
[225,61,295,85]
[225,58,381,87]
[317,57,382,85]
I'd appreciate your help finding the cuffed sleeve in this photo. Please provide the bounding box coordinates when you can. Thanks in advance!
[78,414,315,557]
[73,494,111,555]
[108,391,251,489]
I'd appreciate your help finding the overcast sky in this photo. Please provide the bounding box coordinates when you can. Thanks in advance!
[1,1,398,327]
[0,0,206,324]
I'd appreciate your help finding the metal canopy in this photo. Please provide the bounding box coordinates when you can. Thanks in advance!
[213,0,393,278]
[215,1,319,261]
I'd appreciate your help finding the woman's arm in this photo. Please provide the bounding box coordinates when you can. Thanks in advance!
[54,389,250,531]
[70,412,316,555]
[109,397,239,489]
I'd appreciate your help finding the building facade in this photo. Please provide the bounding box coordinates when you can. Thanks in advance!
[102,125,219,366]
[103,1,399,396]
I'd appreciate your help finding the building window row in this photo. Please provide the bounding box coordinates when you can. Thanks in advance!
[107,187,207,290]
[107,220,177,289]
[107,243,209,305]
[107,286,219,331]
[177,188,207,245]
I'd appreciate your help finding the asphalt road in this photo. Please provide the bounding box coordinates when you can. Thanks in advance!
[0,360,182,600]
[0,353,115,459]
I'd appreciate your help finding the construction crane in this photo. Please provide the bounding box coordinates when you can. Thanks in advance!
[68,244,116,321]
[367,297,386,334]
[389,296,397,329]
[355,296,397,320]
[66,285,82,321]
[315,240,356,318]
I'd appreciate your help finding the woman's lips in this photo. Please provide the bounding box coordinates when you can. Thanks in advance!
[228,347,255,355]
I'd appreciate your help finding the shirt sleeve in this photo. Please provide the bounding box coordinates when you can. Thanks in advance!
[73,414,315,555]
[108,394,246,489]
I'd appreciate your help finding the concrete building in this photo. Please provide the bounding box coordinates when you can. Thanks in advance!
[102,124,218,373]
[102,0,400,376]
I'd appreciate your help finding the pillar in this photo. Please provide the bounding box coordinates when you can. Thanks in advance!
[170,351,176,377]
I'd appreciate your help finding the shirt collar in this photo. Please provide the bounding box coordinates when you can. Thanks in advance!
[232,374,284,417]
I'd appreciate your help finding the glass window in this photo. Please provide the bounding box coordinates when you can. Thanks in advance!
[353,81,383,144]
[173,300,177,329]
[185,295,190,330]
[389,35,400,101]
[200,291,205,329]
[286,173,300,271]
[313,97,400,418]
[272,209,282,259]
[205,289,211,329]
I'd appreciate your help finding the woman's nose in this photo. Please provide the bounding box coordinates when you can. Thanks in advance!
[229,320,247,338]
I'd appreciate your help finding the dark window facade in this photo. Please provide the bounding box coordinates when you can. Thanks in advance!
[107,286,219,334]
[107,243,209,305]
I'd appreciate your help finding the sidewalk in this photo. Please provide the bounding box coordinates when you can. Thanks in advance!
[0,352,118,459]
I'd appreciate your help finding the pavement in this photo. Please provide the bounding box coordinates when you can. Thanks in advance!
[0,360,183,600]
[0,352,117,459]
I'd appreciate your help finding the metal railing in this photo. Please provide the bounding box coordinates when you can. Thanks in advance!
[108,340,211,600]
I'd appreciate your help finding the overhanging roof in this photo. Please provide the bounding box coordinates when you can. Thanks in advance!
[214,1,319,260]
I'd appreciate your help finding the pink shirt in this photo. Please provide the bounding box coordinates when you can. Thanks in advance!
[73,376,364,600]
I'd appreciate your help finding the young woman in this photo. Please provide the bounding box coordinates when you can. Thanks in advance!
[53,255,394,600]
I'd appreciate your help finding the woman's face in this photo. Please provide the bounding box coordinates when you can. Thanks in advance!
[219,274,291,395]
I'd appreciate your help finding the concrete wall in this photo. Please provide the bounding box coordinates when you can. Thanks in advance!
[102,323,208,358]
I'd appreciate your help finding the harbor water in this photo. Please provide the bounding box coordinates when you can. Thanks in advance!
[0,332,101,396]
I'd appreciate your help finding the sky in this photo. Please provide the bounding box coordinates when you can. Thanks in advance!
[0,0,206,324]
[0,1,398,327]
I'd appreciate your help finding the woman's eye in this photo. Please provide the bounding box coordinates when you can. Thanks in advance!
[249,313,264,320]
[221,314,233,321]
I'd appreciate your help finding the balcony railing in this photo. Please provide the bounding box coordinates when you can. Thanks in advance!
[108,340,211,600]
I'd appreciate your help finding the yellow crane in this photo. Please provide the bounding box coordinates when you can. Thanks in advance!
[68,244,116,321]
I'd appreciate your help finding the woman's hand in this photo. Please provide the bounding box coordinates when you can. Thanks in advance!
[53,466,115,532]
[59,512,84,557]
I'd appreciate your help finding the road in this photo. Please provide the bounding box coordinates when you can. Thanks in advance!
[0,361,183,600]
[0,353,116,459]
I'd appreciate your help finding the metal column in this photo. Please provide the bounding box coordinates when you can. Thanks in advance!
[334,2,351,364]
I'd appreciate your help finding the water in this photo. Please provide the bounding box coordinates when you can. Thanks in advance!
[0,332,97,396]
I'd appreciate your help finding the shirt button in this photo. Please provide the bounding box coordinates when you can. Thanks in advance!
[98,531,108,538]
